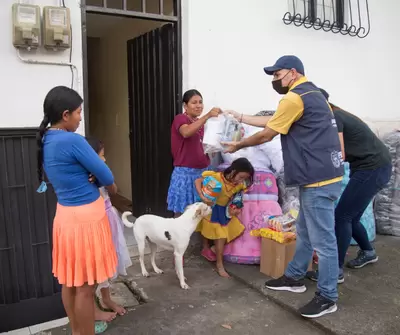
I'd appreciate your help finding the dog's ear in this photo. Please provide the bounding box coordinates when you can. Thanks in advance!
[193,208,202,220]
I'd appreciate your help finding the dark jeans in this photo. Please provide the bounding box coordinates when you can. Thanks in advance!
[335,164,392,268]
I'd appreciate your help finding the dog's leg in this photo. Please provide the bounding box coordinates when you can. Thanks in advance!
[136,235,149,277]
[174,251,189,289]
[148,240,163,274]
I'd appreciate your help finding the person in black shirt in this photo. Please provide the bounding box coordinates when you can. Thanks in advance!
[320,89,392,278]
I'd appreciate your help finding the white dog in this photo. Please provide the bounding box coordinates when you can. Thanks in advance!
[121,202,211,289]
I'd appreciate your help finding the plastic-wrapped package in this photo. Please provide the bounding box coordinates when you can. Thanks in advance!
[203,114,244,154]
[250,228,296,244]
[374,131,400,236]
[276,170,300,214]
[267,213,296,232]
[197,176,222,204]
[208,152,223,169]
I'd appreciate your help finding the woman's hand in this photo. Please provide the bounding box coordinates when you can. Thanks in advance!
[206,107,222,119]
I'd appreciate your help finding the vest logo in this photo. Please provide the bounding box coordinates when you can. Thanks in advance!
[331,150,342,168]
[331,118,337,128]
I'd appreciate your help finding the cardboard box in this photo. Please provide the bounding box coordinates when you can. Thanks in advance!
[260,238,312,279]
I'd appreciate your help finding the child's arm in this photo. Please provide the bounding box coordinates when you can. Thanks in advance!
[195,178,214,206]
[71,134,118,195]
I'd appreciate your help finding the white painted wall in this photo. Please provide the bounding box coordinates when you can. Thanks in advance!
[1,0,399,133]
[182,0,400,131]
[0,0,84,132]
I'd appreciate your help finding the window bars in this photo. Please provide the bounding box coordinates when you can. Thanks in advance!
[283,0,371,38]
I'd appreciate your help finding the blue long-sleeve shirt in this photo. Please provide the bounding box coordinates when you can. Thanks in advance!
[43,130,114,206]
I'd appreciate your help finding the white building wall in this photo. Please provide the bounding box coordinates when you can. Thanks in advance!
[0,0,84,132]
[0,0,399,133]
[182,0,400,132]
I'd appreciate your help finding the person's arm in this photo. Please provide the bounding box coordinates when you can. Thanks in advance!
[225,110,272,127]
[233,126,279,151]
[179,108,221,138]
[194,178,203,197]
[223,94,304,153]
[334,112,346,161]
[195,177,214,206]
[338,132,345,161]
[71,134,118,194]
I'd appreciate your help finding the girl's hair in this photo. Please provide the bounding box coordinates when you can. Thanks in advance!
[223,158,255,186]
[86,137,104,154]
[182,89,202,104]
[36,86,83,183]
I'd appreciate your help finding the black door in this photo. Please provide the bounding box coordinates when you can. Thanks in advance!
[0,129,65,332]
[127,23,179,217]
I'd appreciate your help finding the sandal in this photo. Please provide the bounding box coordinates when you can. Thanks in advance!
[201,249,216,262]
[95,321,108,334]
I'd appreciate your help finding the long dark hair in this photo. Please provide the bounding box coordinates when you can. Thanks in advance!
[36,86,83,183]
[86,137,104,154]
[182,89,202,104]
[223,158,255,187]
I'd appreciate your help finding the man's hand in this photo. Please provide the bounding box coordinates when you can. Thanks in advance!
[225,110,241,121]
[221,141,241,153]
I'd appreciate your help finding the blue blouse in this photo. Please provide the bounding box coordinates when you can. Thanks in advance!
[43,130,114,206]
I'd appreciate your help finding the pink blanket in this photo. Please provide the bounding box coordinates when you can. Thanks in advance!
[224,200,282,264]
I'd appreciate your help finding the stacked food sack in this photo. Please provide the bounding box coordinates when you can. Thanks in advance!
[374,130,400,236]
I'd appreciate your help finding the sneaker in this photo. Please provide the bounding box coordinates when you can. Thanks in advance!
[346,250,378,269]
[306,270,344,284]
[264,275,307,293]
[299,293,337,318]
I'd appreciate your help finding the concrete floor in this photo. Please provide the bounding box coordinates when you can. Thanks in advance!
[48,252,324,335]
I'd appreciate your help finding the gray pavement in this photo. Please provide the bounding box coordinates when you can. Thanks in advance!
[225,235,400,335]
[47,252,324,335]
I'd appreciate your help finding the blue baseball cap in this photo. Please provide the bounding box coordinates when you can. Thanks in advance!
[264,55,305,76]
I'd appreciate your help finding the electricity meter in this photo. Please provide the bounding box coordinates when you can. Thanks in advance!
[43,6,71,51]
[12,3,41,50]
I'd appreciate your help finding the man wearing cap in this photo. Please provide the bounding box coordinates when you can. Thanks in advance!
[223,55,344,318]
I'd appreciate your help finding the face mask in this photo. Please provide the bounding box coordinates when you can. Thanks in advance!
[272,71,292,95]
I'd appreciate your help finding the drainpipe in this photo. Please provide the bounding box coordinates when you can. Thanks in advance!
[16,49,79,93]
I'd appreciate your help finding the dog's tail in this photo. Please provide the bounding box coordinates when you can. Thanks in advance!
[121,211,135,228]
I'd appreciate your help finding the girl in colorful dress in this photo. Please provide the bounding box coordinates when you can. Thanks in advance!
[86,138,132,321]
[37,86,117,335]
[195,158,255,277]
[167,89,221,217]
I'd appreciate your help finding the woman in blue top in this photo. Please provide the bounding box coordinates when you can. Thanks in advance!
[37,86,118,335]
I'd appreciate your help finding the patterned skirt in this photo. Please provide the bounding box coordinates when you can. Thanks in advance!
[167,166,208,214]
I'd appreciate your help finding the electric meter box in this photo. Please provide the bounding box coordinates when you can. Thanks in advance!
[43,6,71,50]
[12,3,41,49]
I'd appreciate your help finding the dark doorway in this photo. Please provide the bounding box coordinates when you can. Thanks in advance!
[127,23,178,217]
[0,129,65,332]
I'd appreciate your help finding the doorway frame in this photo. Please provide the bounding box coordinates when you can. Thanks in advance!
[80,0,183,136]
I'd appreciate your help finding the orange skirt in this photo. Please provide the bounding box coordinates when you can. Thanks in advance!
[52,197,117,287]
